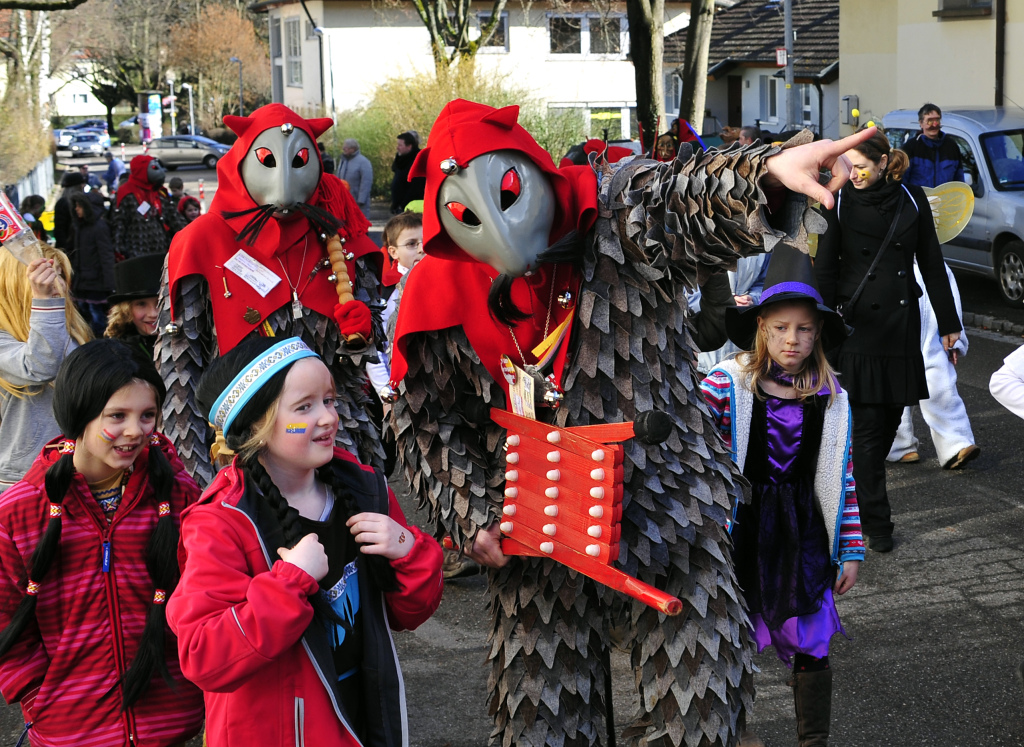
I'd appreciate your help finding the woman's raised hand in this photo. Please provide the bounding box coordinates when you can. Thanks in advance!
[27,257,60,299]
[763,127,879,210]
[347,512,414,560]
[278,533,329,582]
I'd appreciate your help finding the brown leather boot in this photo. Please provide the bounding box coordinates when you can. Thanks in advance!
[792,668,832,746]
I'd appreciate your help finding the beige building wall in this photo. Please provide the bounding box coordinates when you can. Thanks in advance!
[839,0,1024,137]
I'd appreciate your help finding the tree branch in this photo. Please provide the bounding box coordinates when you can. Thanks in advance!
[0,0,89,10]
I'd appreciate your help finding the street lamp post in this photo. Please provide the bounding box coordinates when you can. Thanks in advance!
[229,57,244,117]
[167,71,177,135]
[181,82,195,136]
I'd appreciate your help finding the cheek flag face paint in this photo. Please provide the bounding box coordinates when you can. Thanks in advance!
[100,429,116,443]
[286,423,308,434]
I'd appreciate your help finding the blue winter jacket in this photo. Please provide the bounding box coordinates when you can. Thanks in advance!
[902,132,965,188]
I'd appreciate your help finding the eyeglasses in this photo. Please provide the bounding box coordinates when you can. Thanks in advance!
[393,239,423,251]
[922,117,941,125]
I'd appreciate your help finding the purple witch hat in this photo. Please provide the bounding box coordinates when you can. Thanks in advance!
[724,244,850,351]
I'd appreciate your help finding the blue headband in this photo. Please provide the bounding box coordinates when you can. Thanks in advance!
[211,337,318,435]
[759,281,823,305]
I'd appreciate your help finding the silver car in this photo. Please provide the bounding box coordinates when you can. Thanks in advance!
[883,108,1024,305]
[147,135,230,170]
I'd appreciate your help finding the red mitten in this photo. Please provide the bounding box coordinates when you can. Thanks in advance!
[333,300,371,341]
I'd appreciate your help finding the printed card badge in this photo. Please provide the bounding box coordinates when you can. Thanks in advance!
[224,249,282,298]
[137,200,151,216]
[509,363,536,421]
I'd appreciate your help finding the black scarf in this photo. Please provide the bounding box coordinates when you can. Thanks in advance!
[840,174,903,210]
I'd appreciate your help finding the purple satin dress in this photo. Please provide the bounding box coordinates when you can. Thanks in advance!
[746,394,846,665]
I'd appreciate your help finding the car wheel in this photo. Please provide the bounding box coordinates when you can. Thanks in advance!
[203,154,218,170]
[164,164,178,171]
[998,241,1024,306]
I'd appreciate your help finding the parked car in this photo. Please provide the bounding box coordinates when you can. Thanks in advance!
[147,135,230,170]
[118,114,139,129]
[56,120,109,149]
[76,128,111,149]
[883,107,1024,305]
[68,133,105,158]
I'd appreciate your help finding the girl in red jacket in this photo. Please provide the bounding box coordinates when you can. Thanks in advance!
[167,336,443,747]
[0,339,204,746]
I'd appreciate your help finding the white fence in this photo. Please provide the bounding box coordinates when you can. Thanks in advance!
[4,155,55,206]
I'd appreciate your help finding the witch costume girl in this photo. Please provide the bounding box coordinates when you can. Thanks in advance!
[700,245,866,747]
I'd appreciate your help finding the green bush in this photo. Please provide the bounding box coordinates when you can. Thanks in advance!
[329,69,586,198]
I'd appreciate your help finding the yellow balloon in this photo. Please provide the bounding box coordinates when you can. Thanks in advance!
[851,108,861,118]
[866,120,875,128]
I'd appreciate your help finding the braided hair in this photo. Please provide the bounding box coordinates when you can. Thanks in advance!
[195,338,396,613]
[0,340,180,710]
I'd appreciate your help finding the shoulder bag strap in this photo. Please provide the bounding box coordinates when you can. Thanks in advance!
[844,189,907,314]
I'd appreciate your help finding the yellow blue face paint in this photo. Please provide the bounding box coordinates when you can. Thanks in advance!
[286,423,308,434]
[100,429,116,443]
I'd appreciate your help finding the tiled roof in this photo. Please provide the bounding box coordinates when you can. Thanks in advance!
[664,0,838,81]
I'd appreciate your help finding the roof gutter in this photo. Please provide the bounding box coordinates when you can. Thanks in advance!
[995,0,1006,106]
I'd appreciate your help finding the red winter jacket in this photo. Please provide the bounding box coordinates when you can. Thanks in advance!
[0,434,204,747]
[166,448,443,747]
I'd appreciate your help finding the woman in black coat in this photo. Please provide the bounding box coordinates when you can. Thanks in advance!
[69,190,115,337]
[815,131,961,553]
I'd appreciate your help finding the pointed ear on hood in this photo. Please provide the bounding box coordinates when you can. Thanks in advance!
[409,147,430,179]
[481,105,519,130]
[307,117,334,139]
[223,115,253,137]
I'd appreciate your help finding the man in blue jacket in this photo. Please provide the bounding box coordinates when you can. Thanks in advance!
[902,103,964,187]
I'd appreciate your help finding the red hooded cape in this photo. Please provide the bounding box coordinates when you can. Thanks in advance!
[116,155,169,215]
[388,100,598,397]
[166,104,377,354]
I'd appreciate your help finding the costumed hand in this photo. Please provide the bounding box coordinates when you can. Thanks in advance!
[734,294,753,307]
[278,533,329,582]
[834,560,860,595]
[347,512,414,560]
[27,258,61,299]
[942,332,962,353]
[763,127,879,210]
[465,521,509,569]
[333,300,371,341]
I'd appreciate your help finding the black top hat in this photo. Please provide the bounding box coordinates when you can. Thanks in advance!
[725,244,850,351]
[108,253,166,305]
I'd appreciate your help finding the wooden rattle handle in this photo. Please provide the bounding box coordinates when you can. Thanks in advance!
[326,234,367,345]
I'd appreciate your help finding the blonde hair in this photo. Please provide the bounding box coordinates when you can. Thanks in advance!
[233,398,281,465]
[738,301,840,407]
[0,244,93,397]
[104,301,137,339]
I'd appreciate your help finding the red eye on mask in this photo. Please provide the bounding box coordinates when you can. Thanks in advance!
[446,201,482,226]
[500,168,521,210]
[255,147,276,167]
[292,148,310,168]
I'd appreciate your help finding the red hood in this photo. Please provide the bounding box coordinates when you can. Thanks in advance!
[411,99,598,264]
[116,154,169,214]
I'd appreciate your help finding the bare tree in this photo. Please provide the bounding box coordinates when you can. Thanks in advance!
[408,0,508,78]
[0,0,87,9]
[678,0,713,131]
[625,0,664,152]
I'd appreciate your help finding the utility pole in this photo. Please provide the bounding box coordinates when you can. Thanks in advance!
[230,57,244,117]
[784,0,798,130]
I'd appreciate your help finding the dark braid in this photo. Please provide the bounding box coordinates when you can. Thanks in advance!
[118,441,181,709]
[0,451,75,657]
[243,458,342,624]
[317,465,397,593]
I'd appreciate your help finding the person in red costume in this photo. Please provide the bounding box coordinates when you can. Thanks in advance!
[110,155,186,260]
[386,99,875,746]
[155,104,385,489]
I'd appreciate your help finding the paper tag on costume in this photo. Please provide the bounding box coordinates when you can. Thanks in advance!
[137,200,151,216]
[509,364,536,421]
[224,249,282,297]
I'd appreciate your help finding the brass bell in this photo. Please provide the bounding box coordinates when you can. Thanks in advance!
[164,323,180,335]
[440,158,459,175]
[557,291,574,310]
[327,273,338,283]
[543,388,564,409]
[280,123,294,134]
[344,252,354,261]
[378,385,399,404]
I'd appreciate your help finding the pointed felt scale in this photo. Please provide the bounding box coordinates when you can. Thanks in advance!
[491,407,683,616]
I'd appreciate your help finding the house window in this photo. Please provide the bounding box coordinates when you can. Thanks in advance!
[664,74,682,115]
[76,93,89,104]
[549,15,626,57]
[478,12,508,51]
[759,76,778,121]
[934,0,992,17]
[305,20,317,39]
[285,18,302,87]
[801,85,813,125]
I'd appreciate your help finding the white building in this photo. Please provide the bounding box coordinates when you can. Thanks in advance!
[251,0,690,140]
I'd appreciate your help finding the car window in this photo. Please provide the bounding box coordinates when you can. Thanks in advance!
[945,134,982,195]
[981,130,1024,191]
[886,128,913,150]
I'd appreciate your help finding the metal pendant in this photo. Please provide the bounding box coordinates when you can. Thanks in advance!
[291,291,303,320]
[557,290,574,310]
[243,307,261,325]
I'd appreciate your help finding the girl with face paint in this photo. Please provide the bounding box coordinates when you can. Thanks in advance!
[702,245,864,747]
[167,336,442,747]
[0,339,204,745]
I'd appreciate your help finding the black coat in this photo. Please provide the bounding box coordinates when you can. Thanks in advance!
[390,149,425,211]
[815,179,960,405]
[70,192,115,296]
